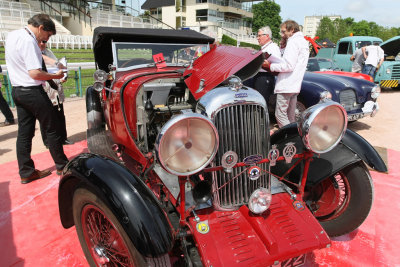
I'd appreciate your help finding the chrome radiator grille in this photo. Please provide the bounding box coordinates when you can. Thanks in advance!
[339,89,359,111]
[212,104,269,208]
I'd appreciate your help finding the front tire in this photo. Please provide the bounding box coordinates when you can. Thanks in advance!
[72,188,146,267]
[304,162,374,237]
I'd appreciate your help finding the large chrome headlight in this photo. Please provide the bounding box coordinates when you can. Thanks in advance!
[156,113,219,176]
[298,101,347,153]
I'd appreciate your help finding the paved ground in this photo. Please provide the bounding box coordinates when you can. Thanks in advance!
[0,88,399,165]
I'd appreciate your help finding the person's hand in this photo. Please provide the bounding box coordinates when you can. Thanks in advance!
[262,59,270,69]
[53,69,65,79]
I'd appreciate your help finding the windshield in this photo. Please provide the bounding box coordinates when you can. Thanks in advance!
[307,58,340,71]
[112,42,210,70]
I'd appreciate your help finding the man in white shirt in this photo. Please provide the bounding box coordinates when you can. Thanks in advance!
[244,26,281,106]
[264,20,309,128]
[362,44,384,79]
[5,14,68,184]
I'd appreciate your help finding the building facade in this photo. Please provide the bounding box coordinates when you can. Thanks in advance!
[142,0,255,36]
[303,15,341,38]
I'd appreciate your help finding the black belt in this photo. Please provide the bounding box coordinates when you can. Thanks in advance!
[13,85,43,90]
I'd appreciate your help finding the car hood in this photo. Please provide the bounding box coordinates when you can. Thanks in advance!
[303,72,374,92]
[380,36,400,57]
[184,45,264,99]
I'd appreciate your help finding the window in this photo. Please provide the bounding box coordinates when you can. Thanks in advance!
[337,42,351,54]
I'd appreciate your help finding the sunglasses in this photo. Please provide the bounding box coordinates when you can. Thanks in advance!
[41,41,47,44]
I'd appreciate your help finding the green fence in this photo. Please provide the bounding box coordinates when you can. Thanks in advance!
[1,68,94,107]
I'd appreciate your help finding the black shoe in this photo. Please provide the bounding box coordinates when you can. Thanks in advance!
[0,120,15,127]
[63,139,75,145]
[21,169,52,184]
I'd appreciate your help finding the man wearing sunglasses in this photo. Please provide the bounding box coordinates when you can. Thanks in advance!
[5,14,69,184]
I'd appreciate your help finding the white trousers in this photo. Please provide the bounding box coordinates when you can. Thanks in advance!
[275,93,298,128]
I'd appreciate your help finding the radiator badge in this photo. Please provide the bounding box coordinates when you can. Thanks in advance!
[248,166,261,180]
[268,145,279,166]
[221,151,238,169]
[243,155,262,165]
[196,221,210,234]
[292,200,305,211]
[283,142,296,164]
[234,92,248,98]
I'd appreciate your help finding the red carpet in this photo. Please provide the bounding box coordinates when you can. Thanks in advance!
[0,142,399,266]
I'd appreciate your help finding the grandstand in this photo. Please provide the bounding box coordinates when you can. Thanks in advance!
[0,0,257,49]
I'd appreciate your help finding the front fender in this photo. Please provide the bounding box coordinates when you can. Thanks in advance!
[270,124,387,185]
[58,153,173,257]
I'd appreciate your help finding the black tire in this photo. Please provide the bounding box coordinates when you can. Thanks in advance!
[72,188,147,267]
[304,162,374,237]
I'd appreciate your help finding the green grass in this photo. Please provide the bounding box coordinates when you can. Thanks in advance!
[0,47,94,64]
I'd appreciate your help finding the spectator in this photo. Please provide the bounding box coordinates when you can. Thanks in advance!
[264,20,309,128]
[255,26,281,106]
[5,14,69,184]
[362,44,384,79]
[39,41,74,147]
[350,44,366,73]
[0,65,16,127]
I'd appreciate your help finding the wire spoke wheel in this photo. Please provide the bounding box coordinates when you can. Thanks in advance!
[82,204,132,266]
[304,162,374,237]
[73,188,147,267]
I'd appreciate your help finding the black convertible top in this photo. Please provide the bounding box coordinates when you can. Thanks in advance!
[93,27,215,71]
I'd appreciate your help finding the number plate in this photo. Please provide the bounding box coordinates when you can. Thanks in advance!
[348,113,364,121]
[278,254,306,267]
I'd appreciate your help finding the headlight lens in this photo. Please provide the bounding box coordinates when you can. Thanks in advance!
[156,113,218,176]
[248,188,272,214]
[371,85,381,99]
[298,101,347,153]
[93,81,104,92]
[386,68,391,74]
[93,70,108,83]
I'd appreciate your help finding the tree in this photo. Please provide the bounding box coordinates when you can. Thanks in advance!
[251,0,282,39]
[315,17,335,42]
[352,20,371,36]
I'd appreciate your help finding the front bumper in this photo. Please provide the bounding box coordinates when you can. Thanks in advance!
[348,100,379,121]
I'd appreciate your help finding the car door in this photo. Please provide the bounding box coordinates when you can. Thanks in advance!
[333,41,353,72]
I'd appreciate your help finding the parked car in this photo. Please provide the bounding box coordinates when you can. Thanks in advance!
[296,71,381,121]
[307,57,374,82]
[316,35,400,89]
[57,27,387,267]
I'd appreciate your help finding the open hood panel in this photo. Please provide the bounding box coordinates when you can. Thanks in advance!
[184,46,264,99]
[380,36,400,57]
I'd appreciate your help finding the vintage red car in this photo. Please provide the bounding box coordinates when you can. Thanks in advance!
[57,27,387,266]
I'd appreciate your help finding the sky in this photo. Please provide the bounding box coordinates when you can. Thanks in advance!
[124,0,400,28]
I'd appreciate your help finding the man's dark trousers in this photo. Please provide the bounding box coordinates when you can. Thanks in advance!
[12,85,68,178]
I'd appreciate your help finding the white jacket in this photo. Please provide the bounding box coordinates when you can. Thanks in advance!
[270,31,309,94]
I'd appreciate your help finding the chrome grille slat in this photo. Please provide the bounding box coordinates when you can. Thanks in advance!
[392,64,400,79]
[213,104,269,208]
[339,89,360,111]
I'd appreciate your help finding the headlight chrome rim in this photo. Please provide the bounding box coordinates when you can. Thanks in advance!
[298,101,347,154]
[93,70,108,83]
[156,113,219,176]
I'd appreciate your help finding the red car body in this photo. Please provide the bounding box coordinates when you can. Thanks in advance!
[57,27,386,267]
